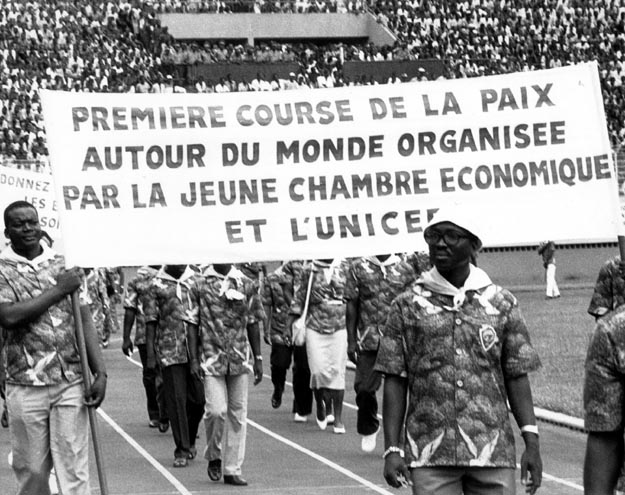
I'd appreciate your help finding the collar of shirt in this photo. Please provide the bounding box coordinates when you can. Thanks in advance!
[366,254,400,268]
[202,265,246,298]
[155,265,195,301]
[312,259,342,284]
[417,265,492,310]
[0,241,56,268]
[201,265,244,281]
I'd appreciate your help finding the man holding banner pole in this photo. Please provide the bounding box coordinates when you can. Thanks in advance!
[0,200,107,495]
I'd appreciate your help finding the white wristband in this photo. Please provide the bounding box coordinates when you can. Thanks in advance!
[382,446,404,459]
[520,425,539,436]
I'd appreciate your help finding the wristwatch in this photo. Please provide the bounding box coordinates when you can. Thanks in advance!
[254,355,263,361]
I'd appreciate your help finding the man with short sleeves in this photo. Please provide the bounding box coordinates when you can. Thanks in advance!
[145,265,204,467]
[583,306,625,494]
[186,263,263,487]
[122,265,169,431]
[0,200,107,495]
[376,206,542,495]
[346,254,420,453]
[262,260,312,421]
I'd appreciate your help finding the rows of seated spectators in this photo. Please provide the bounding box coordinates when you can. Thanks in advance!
[369,0,625,143]
[150,0,364,14]
[3,0,625,162]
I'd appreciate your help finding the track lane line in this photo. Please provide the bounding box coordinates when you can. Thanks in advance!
[96,408,192,495]
[123,357,583,492]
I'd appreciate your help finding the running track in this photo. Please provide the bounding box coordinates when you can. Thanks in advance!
[0,322,586,494]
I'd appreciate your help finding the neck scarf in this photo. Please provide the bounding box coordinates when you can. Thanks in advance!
[202,265,245,297]
[156,265,195,301]
[0,242,56,269]
[313,259,341,284]
[418,265,492,310]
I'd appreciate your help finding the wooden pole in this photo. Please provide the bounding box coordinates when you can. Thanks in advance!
[71,291,109,495]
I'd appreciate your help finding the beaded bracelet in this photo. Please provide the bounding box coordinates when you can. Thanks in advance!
[382,446,404,459]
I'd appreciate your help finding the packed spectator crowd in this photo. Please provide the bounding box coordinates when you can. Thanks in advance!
[3,0,625,164]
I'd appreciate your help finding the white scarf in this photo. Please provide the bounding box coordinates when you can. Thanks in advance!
[0,242,56,269]
[366,255,400,279]
[313,259,341,284]
[418,265,492,310]
[156,265,196,301]
[202,265,245,297]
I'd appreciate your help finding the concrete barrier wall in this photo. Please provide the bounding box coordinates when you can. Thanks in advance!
[160,13,371,42]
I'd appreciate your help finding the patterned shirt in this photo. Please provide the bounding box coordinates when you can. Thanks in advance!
[104,266,124,304]
[375,277,541,468]
[0,245,88,386]
[584,305,625,493]
[83,268,109,335]
[345,255,419,351]
[184,266,264,376]
[280,259,305,293]
[403,251,432,274]
[262,270,290,345]
[123,266,159,345]
[262,260,304,346]
[588,257,625,318]
[584,305,625,432]
[291,260,349,335]
[143,267,195,368]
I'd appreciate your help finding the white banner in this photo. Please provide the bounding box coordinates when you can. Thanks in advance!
[41,62,621,267]
[0,166,61,249]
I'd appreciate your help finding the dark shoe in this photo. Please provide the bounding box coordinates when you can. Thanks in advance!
[173,457,188,468]
[207,459,222,481]
[1,408,8,428]
[271,388,282,409]
[158,421,169,433]
[224,475,248,486]
[148,419,159,428]
[187,446,197,460]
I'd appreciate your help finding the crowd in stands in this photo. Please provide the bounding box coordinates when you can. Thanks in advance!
[3,0,625,164]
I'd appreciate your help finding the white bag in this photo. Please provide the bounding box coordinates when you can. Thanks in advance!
[292,269,314,346]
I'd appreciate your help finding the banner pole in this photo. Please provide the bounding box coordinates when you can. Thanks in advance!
[71,291,109,495]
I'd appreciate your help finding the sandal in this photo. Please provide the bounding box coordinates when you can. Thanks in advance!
[173,457,188,468]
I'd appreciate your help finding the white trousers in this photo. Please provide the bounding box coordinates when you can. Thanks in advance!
[7,381,90,495]
[545,263,560,298]
[202,373,248,476]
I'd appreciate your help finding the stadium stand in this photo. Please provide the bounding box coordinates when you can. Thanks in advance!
[2,0,625,166]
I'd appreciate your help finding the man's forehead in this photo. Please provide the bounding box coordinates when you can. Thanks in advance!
[7,206,38,221]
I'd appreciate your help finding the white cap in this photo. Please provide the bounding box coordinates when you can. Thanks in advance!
[425,204,484,248]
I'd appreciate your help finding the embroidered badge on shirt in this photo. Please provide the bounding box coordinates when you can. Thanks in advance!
[479,325,499,352]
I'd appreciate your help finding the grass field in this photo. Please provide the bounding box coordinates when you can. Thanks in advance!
[514,287,596,419]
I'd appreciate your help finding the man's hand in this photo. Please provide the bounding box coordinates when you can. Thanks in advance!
[383,453,411,489]
[520,440,542,494]
[347,342,359,365]
[190,359,203,381]
[263,331,271,346]
[253,358,263,385]
[56,268,83,296]
[84,373,107,408]
[122,338,134,357]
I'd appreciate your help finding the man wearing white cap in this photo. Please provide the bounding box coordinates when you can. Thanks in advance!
[375,206,543,494]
